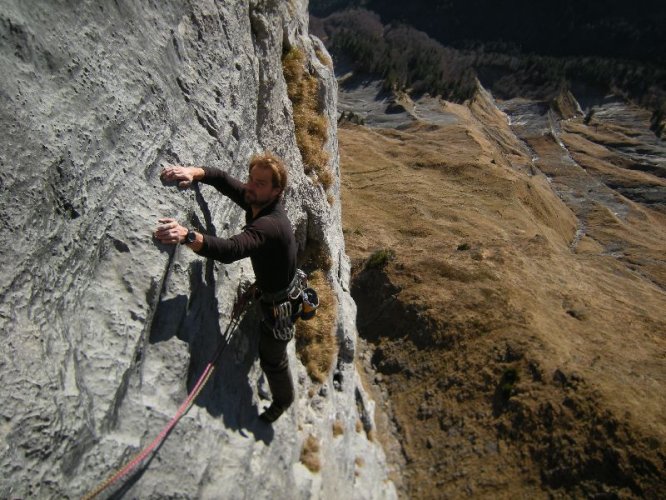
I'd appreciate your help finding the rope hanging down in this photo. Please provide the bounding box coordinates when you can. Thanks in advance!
[82,291,251,500]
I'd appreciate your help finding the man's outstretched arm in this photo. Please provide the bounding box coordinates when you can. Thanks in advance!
[161,165,206,188]
[160,163,248,209]
[153,217,266,263]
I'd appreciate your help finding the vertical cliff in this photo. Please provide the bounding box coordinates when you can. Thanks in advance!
[0,0,395,497]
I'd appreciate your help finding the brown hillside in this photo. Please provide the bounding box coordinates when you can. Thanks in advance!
[340,97,666,498]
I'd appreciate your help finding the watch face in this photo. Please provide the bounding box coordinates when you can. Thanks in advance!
[187,230,196,243]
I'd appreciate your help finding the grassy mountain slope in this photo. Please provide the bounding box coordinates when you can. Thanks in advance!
[339,94,666,497]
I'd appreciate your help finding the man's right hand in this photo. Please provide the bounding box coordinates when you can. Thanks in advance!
[160,164,205,188]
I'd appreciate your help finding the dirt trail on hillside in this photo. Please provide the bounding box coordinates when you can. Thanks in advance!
[339,95,666,498]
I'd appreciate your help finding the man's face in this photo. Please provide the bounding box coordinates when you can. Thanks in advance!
[244,165,281,207]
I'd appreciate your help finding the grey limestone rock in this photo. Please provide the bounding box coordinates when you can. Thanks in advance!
[0,0,395,498]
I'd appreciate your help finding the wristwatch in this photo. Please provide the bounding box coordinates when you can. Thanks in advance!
[182,229,197,245]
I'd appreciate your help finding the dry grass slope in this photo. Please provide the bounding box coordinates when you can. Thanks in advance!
[340,103,666,498]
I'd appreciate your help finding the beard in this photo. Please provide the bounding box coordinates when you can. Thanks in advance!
[244,189,273,207]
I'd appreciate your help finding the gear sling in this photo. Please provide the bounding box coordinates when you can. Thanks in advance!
[258,269,319,341]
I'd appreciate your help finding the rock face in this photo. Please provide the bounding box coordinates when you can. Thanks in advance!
[0,1,395,498]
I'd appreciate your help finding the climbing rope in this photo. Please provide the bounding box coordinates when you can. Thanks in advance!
[82,289,252,500]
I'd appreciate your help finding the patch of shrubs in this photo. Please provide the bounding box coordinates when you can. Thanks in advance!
[365,248,395,270]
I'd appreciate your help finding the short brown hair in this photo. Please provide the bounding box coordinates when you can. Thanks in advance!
[248,152,288,195]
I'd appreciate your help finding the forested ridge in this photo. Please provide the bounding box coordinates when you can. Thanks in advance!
[310,1,665,135]
[311,0,665,64]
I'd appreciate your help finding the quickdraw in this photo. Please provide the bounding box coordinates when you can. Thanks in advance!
[271,300,295,341]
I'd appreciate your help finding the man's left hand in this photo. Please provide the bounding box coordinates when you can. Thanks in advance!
[154,218,187,245]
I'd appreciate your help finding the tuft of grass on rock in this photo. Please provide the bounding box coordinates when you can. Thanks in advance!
[315,48,333,69]
[282,46,332,192]
[300,435,322,473]
[332,419,345,437]
[355,419,363,433]
[354,456,365,476]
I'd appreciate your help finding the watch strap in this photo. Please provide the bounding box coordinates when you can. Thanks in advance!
[181,229,196,245]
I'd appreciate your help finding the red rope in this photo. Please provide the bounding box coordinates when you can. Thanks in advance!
[82,362,216,500]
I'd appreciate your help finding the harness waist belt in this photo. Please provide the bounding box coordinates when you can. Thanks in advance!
[260,271,300,304]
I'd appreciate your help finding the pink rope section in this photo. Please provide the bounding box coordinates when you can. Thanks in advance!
[82,361,217,500]
[82,287,251,500]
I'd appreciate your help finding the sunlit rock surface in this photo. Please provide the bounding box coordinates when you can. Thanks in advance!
[0,1,395,498]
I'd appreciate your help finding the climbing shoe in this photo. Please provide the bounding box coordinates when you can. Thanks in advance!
[259,402,285,423]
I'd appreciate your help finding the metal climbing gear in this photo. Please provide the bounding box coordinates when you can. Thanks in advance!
[289,269,308,300]
[271,300,295,341]
[299,287,319,320]
[259,269,321,340]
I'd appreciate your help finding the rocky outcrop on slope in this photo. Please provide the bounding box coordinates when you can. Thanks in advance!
[0,1,394,498]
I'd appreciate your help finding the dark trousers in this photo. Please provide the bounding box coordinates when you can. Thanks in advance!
[258,322,294,409]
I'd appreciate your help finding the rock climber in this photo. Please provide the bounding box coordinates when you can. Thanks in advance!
[154,152,298,423]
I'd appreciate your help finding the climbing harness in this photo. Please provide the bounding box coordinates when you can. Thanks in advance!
[259,269,319,341]
[82,285,252,500]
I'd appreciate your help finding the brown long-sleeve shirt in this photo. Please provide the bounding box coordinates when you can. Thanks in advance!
[195,167,297,294]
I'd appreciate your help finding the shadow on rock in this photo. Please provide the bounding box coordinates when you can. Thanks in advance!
[149,294,188,343]
[190,308,274,445]
[148,259,273,444]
